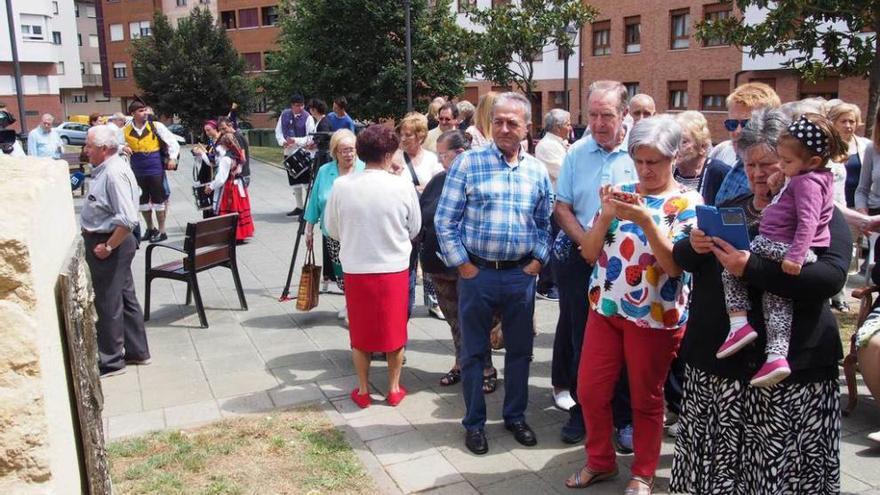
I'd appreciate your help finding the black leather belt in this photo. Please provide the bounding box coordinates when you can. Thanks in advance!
[468,253,531,270]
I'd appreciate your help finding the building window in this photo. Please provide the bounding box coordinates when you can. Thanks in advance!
[703,3,733,47]
[261,6,278,26]
[263,51,277,71]
[80,62,85,75]
[20,15,46,41]
[592,20,611,56]
[78,33,82,45]
[701,79,729,111]
[624,16,640,53]
[89,34,99,47]
[491,0,510,6]
[243,52,262,72]
[52,31,61,44]
[458,0,476,12]
[749,77,776,89]
[221,11,236,29]
[176,0,186,5]
[73,93,88,103]
[113,62,127,79]
[110,24,124,41]
[238,8,258,28]
[799,78,839,100]
[56,61,64,74]
[52,1,58,14]
[75,4,79,17]
[199,0,209,4]
[670,9,690,49]
[91,62,101,74]
[37,76,49,94]
[528,47,543,62]
[624,82,640,99]
[86,5,96,17]
[668,81,688,110]
[129,21,151,39]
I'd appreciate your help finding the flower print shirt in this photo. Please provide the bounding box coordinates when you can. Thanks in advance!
[588,182,703,329]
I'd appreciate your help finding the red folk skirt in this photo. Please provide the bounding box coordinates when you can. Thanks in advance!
[344,269,408,352]
[218,178,254,241]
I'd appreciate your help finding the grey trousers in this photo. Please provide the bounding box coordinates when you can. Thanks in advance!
[83,231,149,373]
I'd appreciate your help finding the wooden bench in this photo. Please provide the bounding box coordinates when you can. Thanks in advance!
[144,214,247,328]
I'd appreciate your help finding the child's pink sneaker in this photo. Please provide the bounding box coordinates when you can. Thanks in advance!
[716,323,758,359]
[750,358,791,388]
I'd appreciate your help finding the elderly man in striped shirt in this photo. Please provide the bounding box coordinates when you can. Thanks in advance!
[435,92,553,456]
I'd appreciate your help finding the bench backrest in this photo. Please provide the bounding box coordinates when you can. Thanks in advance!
[183,213,239,271]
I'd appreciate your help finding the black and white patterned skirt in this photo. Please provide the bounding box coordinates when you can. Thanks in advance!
[670,365,840,494]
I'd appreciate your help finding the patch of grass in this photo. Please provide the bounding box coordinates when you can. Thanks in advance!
[248,146,283,167]
[109,407,374,494]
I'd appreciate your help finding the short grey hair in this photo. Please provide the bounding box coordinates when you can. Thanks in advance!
[89,125,120,150]
[587,80,629,115]
[457,100,475,120]
[627,115,681,158]
[543,108,571,133]
[780,98,827,121]
[40,113,54,123]
[493,92,532,125]
[735,107,791,161]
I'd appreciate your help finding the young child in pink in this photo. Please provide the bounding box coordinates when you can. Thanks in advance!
[717,113,848,387]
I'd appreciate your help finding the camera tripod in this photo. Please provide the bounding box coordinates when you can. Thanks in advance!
[278,146,329,302]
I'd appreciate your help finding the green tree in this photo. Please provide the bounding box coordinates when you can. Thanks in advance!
[463,0,597,98]
[696,1,880,134]
[262,0,472,121]
[131,8,255,133]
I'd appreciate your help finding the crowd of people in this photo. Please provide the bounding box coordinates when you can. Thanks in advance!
[15,75,880,493]
[299,81,880,494]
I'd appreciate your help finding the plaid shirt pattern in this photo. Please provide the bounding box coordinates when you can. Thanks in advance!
[714,160,750,205]
[435,144,553,267]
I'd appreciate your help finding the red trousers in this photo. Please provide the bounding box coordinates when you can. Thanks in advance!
[577,310,683,478]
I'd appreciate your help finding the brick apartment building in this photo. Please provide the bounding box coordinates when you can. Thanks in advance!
[579,0,871,140]
[96,0,279,127]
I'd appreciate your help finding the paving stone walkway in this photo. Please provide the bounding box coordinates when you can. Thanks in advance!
[89,151,880,494]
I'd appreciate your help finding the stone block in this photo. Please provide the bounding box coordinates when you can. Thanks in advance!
[384,452,464,494]
[164,400,222,429]
[366,430,439,466]
[347,409,415,442]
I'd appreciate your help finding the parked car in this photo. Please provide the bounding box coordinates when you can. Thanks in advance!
[55,122,89,145]
[166,123,193,144]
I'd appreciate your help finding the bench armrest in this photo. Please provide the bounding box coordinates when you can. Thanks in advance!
[145,242,187,269]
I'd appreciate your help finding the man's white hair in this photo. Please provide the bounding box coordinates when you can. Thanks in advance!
[41,113,54,122]
[89,125,120,150]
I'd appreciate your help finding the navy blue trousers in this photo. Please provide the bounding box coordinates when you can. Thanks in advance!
[459,266,536,431]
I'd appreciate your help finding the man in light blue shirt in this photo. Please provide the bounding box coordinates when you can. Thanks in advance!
[27,113,64,159]
[552,80,636,446]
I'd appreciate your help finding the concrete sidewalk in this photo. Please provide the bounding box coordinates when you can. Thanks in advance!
[90,153,880,494]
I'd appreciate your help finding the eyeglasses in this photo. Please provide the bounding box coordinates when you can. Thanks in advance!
[723,119,749,132]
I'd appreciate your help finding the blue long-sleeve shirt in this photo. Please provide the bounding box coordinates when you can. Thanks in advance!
[435,144,553,267]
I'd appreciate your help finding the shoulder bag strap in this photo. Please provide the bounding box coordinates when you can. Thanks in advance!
[403,152,419,186]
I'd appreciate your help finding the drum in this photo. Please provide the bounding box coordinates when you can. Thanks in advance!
[284,148,312,185]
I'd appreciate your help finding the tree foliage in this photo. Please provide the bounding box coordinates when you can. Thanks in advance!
[696,1,880,133]
[463,0,597,97]
[131,8,255,133]
[262,0,472,121]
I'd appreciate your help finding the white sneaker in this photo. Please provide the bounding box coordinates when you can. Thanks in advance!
[338,306,347,320]
[553,390,576,411]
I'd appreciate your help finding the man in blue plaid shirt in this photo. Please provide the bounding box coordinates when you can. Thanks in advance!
[435,92,553,455]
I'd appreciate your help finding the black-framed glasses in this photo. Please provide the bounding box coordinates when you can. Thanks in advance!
[723,119,749,132]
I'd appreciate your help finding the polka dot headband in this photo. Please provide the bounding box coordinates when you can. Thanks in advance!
[788,114,829,156]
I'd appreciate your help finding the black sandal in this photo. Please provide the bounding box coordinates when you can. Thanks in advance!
[482,369,498,394]
[439,368,461,386]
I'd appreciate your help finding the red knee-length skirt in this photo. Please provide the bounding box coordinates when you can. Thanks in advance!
[218,178,254,241]
[344,269,408,352]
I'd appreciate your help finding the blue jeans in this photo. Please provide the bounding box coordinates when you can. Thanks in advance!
[459,266,536,431]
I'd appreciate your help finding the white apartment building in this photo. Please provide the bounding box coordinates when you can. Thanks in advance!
[1,0,81,132]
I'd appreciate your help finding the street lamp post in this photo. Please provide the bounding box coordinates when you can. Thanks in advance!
[5,0,27,136]
[562,23,578,112]
[404,0,413,112]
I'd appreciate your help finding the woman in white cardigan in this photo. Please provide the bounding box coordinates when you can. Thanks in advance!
[830,102,872,209]
[324,124,421,409]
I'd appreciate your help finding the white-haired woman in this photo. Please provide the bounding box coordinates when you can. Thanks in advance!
[566,115,702,494]
[304,129,365,319]
[674,110,731,205]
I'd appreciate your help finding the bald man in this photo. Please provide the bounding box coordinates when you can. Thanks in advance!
[628,94,656,124]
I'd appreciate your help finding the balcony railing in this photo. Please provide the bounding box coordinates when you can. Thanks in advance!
[81,74,102,86]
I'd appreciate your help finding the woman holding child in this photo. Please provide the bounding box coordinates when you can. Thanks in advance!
[670,108,850,494]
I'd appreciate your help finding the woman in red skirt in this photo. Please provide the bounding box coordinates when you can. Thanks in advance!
[208,132,254,241]
[324,125,422,408]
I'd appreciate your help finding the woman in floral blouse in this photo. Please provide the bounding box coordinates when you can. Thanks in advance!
[565,115,702,494]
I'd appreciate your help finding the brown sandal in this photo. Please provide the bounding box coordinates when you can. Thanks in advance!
[624,475,654,495]
[564,465,618,489]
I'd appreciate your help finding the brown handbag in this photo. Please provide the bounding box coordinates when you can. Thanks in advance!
[295,245,321,311]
